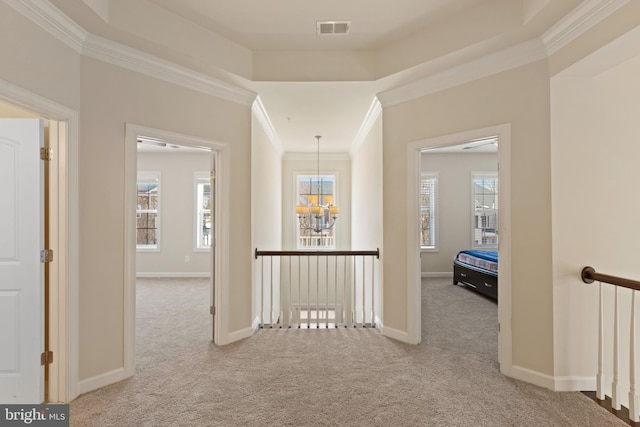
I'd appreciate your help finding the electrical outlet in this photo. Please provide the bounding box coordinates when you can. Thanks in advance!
[185,256,190,263]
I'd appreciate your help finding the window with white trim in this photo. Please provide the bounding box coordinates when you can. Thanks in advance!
[296,174,337,249]
[420,172,437,250]
[137,171,160,251]
[195,172,212,250]
[472,172,498,248]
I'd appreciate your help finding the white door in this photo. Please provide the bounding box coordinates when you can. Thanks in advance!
[0,118,45,403]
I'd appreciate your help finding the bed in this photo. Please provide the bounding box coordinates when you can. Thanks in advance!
[453,250,498,300]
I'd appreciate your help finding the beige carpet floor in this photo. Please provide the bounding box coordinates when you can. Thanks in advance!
[69,277,625,426]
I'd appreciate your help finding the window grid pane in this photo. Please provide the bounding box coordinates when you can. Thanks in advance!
[420,175,436,248]
[136,175,159,248]
[473,174,498,248]
[297,175,336,249]
[196,180,212,249]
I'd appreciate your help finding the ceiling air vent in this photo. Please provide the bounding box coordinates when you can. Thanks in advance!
[317,20,351,36]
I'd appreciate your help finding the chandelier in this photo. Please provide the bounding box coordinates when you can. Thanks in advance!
[296,135,339,234]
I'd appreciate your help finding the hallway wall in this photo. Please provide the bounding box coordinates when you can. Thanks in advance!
[551,33,640,399]
[383,59,554,375]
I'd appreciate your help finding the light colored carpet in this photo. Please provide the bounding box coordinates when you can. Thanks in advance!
[69,277,625,426]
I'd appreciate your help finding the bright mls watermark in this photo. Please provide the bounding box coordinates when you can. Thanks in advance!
[1,405,68,426]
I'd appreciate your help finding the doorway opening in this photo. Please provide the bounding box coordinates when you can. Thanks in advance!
[419,136,499,362]
[406,124,512,372]
[135,138,213,364]
[124,124,230,379]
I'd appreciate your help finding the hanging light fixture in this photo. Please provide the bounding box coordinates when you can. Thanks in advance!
[296,135,339,237]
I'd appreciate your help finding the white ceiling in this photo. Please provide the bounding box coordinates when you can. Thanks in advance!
[140,0,496,152]
[144,0,483,51]
[50,0,585,152]
[253,81,378,152]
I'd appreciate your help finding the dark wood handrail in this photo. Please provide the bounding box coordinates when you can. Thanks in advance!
[255,248,379,259]
[581,266,640,291]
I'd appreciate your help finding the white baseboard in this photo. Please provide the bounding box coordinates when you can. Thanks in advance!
[422,272,453,278]
[252,316,260,331]
[381,325,414,343]
[374,315,383,330]
[509,365,555,390]
[226,325,256,344]
[509,365,597,392]
[78,368,127,395]
[136,272,210,278]
[553,375,596,392]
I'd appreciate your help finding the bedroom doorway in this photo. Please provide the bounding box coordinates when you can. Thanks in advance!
[124,124,229,378]
[135,138,213,377]
[407,124,512,371]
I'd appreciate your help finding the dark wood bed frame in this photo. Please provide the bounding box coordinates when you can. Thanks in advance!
[453,260,498,300]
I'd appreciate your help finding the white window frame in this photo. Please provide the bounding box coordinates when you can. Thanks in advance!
[420,172,438,251]
[471,171,498,249]
[136,171,161,252]
[295,173,338,250]
[194,171,212,251]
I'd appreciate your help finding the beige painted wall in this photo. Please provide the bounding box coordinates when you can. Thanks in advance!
[251,116,283,322]
[136,151,212,275]
[77,56,252,380]
[551,52,640,398]
[0,3,81,110]
[351,117,383,252]
[420,152,498,273]
[383,60,554,375]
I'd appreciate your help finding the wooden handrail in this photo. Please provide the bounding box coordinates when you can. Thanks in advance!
[255,249,379,259]
[581,266,640,292]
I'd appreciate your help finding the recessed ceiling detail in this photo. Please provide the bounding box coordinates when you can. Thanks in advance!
[317,21,351,36]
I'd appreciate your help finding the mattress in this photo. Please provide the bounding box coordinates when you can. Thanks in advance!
[455,250,498,273]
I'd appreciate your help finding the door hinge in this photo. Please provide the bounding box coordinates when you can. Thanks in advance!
[40,249,54,263]
[210,170,216,180]
[40,147,53,161]
[41,351,53,365]
[210,306,216,315]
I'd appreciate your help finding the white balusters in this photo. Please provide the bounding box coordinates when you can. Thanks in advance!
[256,250,379,329]
[612,287,622,409]
[597,281,605,400]
[630,290,639,422]
[588,272,640,423]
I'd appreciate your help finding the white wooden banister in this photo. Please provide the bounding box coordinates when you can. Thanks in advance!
[582,267,640,422]
[256,249,380,329]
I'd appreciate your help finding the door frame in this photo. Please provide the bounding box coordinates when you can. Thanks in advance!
[0,79,80,402]
[406,123,512,371]
[124,124,230,377]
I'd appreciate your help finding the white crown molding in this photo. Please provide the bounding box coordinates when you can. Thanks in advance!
[83,34,256,106]
[4,0,87,53]
[349,97,382,157]
[378,38,548,108]
[6,0,630,118]
[378,0,629,108]
[5,0,256,106]
[542,0,631,56]
[252,96,284,156]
